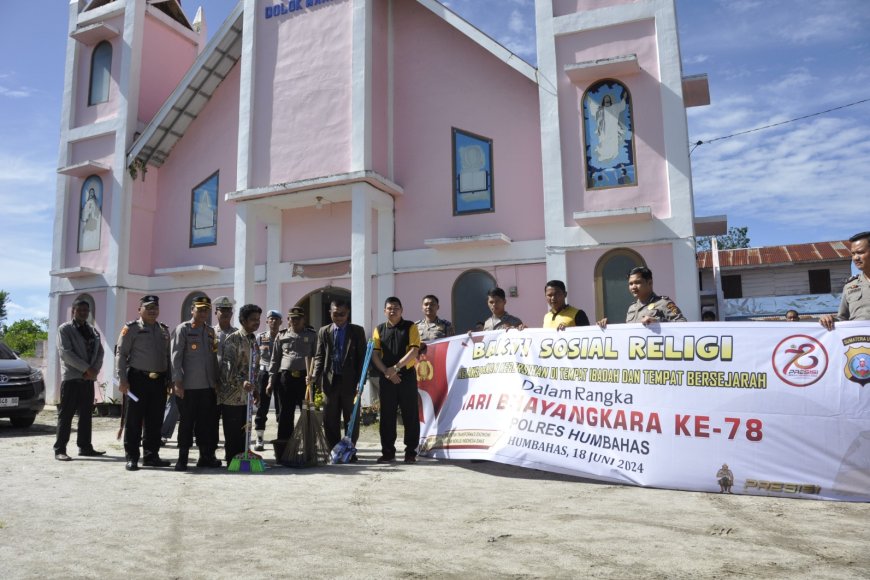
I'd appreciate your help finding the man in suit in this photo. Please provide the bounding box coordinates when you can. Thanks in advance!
[310,299,368,454]
[54,299,105,461]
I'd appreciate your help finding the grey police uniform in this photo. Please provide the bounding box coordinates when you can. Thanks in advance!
[269,326,317,440]
[416,317,455,341]
[836,274,870,321]
[116,318,171,462]
[484,313,523,331]
[626,294,687,323]
[170,321,220,457]
[254,329,279,432]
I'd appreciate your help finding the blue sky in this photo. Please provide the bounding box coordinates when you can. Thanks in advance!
[1,0,868,325]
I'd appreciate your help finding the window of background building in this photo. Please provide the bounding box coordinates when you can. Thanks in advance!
[88,41,112,106]
[594,248,645,322]
[808,269,831,294]
[721,275,743,299]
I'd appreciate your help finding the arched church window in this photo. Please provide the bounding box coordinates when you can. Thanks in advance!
[582,79,636,189]
[451,270,496,333]
[88,41,112,106]
[594,248,645,322]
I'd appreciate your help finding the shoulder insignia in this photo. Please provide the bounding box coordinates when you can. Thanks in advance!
[666,302,680,313]
[159,322,168,329]
[121,326,129,337]
[845,274,859,283]
[126,320,138,326]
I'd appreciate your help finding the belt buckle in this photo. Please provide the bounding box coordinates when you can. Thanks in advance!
[148,372,160,380]
[291,370,302,378]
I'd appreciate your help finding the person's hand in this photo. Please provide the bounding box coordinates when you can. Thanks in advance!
[597,317,608,329]
[243,380,254,393]
[640,316,657,326]
[119,382,129,394]
[819,315,836,331]
[174,382,185,399]
[83,367,97,380]
[266,379,273,397]
[556,323,567,331]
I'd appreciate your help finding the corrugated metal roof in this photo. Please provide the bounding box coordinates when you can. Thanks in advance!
[697,240,852,269]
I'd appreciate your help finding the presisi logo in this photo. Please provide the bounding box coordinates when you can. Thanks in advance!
[771,335,828,387]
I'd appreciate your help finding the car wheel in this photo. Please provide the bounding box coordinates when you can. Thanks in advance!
[10,415,36,428]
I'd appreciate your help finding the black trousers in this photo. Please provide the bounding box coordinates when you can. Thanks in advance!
[323,373,359,448]
[54,379,95,454]
[276,371,306,440]
[221,404,248,461]
[254,369,278,431]
[378,373,420,458]
[123,372,168,461]
[177,388,218,456]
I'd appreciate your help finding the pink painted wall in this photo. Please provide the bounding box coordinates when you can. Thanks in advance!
[371,0,390,178]
[281,203,352,262]
[73,16,123,128]
[564,243,677,321]
[392,263,547,333]
[555,19,670,219]
[151,63,241,271]
[70,134,114,166]
[391,1,544,250]
[554,0,641,17]
[251,0,353,188]
[129,172,159,275]
[138,12,199,125]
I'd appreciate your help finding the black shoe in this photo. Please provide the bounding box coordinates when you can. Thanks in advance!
[143,457,171,467]
[55,452,72,462]
[196,457,222,468]
[349,453,359,463]
[125,460,139,471]
[174,459,188,472]
[403,453,417,464]
[376,454,395,464]
[79,448,106,457]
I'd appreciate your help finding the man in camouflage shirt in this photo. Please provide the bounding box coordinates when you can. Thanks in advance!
[218,304,261,462]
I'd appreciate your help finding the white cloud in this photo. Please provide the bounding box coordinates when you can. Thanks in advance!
[508,9,526,34]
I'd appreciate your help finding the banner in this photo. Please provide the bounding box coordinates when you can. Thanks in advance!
[416,322,870,502]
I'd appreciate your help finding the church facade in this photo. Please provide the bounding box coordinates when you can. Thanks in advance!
[48,0,712,400]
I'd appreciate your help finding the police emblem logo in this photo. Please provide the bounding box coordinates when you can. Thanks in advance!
[844,346,870,387]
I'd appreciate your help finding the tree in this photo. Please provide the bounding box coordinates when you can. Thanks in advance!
[3,319,48,358]
[696,226,750,253]
[0,290,8,327]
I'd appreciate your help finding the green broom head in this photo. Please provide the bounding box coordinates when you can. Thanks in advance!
[228,450,266,473]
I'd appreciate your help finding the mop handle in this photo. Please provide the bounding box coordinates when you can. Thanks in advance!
[245,341,257,457]
[345,340,374,439]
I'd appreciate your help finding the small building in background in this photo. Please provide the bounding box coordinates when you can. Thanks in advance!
[697,241,853,321]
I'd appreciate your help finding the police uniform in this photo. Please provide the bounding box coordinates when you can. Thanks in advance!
[484,312,523,331]
[625,294,687,323]
[254,326,280,439]
[116,297,171,467]
[543,305,590,329]
[269,310,317,440]
[415,317,455,342]
[170,301,220,468]
[836,274,870,321]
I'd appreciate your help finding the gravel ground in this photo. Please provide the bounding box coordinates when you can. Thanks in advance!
[1,409,869,579]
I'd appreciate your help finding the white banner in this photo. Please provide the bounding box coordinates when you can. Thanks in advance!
[415,322,870,502]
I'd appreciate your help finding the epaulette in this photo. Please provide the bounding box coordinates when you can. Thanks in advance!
[126,320,139,326]
[845,274,859,284]
[159,322,169,330]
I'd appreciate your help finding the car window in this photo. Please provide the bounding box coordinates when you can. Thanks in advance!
[0,342,17,359]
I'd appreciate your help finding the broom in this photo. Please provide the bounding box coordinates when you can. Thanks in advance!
[228,342,266,473]
[330,340,374,464]
[282,359,330,467]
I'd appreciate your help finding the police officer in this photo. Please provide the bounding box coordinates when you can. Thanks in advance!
[116,295,172,471]
[416,295,455,342]
[598,266,686,327]
[170,295,221,471]
[254,309,282,451]
[268,306,316,441]
[821,231,870,329]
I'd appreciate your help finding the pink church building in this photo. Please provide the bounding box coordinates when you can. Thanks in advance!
[48,0,714,400]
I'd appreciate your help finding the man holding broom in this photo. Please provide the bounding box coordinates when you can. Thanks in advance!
[311,299,368,458]
[218,304,262,462]
[268,306,316,442]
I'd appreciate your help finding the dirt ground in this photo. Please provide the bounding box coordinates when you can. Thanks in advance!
[1,409,869,580]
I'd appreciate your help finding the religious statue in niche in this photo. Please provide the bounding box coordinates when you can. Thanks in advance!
[583,79,636,189]
[452,128,494,215]
[78,175,103,252]
[190,171,219,247]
